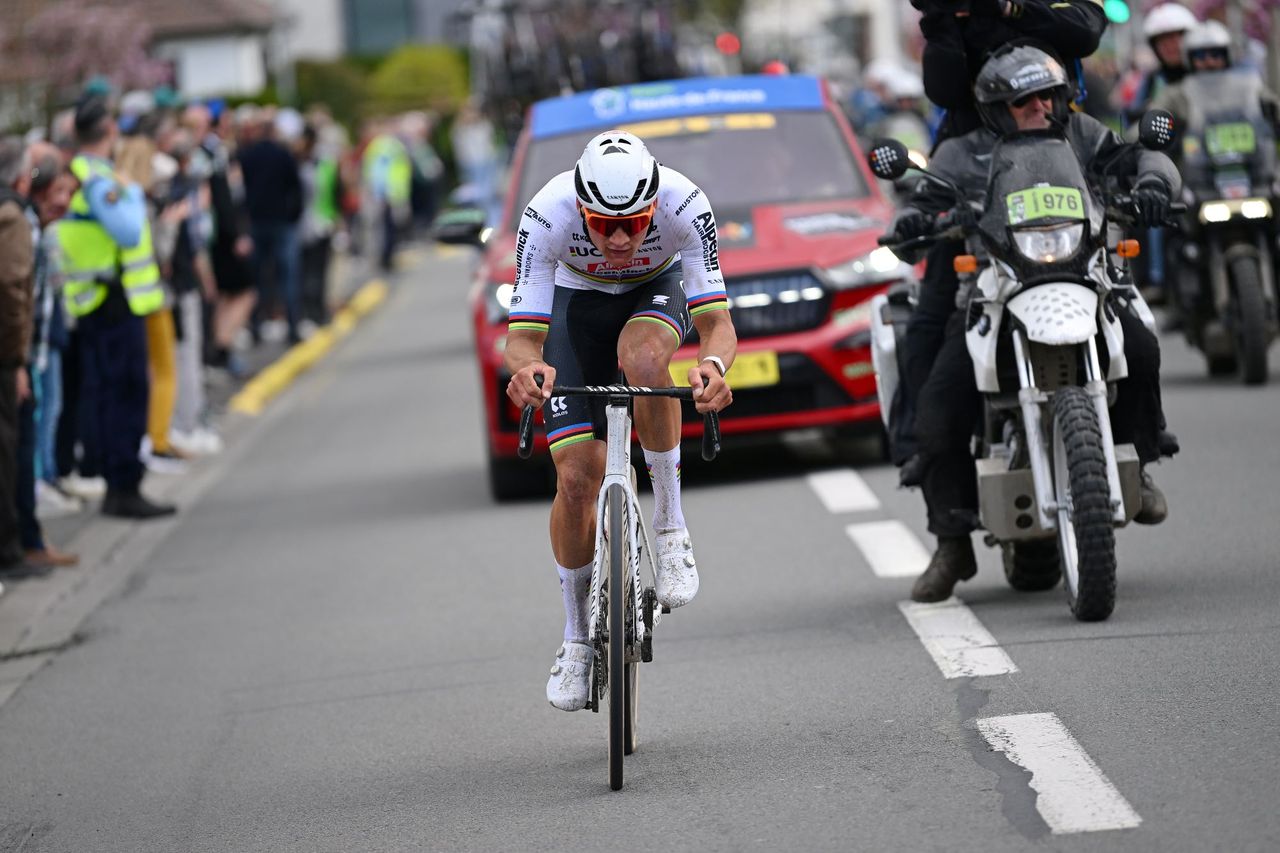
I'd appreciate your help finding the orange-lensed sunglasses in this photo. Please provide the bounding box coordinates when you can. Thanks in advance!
[580,202,656,238]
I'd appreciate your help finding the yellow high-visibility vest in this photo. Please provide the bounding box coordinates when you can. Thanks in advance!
[60,155,163,318]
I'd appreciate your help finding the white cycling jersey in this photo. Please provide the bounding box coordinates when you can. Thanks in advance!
[507,165,728,335]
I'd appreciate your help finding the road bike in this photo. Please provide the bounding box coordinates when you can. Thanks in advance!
[518,377,720,790]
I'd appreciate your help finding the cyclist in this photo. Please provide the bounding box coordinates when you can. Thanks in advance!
[504,130,737,711]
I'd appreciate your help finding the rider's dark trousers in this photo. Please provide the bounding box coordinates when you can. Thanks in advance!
[915,301,1166,540]
[894,241,963,464]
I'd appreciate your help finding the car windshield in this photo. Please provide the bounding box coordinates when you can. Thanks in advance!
[509,111,869,230]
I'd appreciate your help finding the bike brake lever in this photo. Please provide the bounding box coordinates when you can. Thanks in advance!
[517,372,543,459]
[701,409,721,462]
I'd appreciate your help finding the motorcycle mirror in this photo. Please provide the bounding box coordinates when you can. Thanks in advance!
[867,138,911,181]
[1139,109,1176,151]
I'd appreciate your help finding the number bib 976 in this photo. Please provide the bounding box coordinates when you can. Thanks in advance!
[1006,186,1085,226]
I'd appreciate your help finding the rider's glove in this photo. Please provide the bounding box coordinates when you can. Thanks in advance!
[1132,177,1172,228]
[889,209,935,243]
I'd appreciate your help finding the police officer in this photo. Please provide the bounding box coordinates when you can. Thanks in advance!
[60,94,175,519]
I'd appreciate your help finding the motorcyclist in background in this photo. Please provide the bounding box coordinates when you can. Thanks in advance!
[883,45,1180,603]
[1125,3,1197,123]
[890,0,1109,480]
[866,70,934,203]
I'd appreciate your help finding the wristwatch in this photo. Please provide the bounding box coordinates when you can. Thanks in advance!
[701,355,726,377]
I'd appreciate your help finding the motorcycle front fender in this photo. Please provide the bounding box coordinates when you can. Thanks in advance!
[1006,283,1099,345]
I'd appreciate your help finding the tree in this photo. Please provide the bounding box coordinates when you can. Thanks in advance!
[296,60,370,132]
[369,45,469,116]
[25,0,168,94]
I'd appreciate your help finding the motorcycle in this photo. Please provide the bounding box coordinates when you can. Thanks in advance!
[1168,69,1278,384]
[866,112,1176,622]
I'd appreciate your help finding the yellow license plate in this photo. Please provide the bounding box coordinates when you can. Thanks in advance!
[669,351,780,389]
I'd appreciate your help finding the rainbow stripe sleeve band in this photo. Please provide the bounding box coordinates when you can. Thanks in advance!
[688,291,729,317]
[508,311,551,334]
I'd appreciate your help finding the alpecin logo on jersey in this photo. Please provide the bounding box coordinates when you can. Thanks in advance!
[586,256,651,273]
[692,211,719,271]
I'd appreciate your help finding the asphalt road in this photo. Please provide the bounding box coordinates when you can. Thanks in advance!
[1,245,1278,852]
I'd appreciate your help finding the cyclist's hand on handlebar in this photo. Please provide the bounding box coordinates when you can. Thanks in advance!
[507,363,555,408]
[688,365,732,414]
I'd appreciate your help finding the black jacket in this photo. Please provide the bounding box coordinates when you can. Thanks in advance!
[921,0,1108,141]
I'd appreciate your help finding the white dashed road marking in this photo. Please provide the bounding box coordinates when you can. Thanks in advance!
[806,469,880,513]
[846,520,931,578]
[897,598,1019,678]
[977,712,1143,834]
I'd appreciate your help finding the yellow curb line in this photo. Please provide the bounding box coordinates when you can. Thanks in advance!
[229,279,389,416]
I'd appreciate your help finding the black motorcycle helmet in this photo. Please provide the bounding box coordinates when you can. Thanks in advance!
[974,44,1073,138]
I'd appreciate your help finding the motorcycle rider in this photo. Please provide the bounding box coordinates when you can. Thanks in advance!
[892,0,1108,478]
[883,45,1181,603]
[1145,20,1280,328]
[1125,3,1197,123]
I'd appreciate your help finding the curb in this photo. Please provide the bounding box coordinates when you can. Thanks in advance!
[228,278,389,416]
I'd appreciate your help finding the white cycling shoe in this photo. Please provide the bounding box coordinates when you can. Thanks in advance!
[546,642,592,711]
[655,528,699,609]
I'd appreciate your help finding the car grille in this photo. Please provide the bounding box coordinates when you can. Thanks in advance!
[722,271,830,339]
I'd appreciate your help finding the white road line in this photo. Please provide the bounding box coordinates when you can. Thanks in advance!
[806,469,880,513]
[846,520,931,578]
[977,712,1143,834]
[897,598,1019,678]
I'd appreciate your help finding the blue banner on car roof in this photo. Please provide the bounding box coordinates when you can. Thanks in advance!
[530,75,827,139]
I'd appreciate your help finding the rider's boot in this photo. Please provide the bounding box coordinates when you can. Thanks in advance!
[1134,468,1168,525]
[546,643,592,711]
[910,536,977,603]
[655,529,699,608]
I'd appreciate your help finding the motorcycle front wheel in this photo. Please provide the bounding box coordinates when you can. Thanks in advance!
[1051,388,1117,622]
[1229,255,1269,385]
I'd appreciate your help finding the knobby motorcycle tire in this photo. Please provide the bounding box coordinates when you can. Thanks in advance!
[1002,539,1062,592]
[607,483,627,790]
[1229,255,1269,386]
[1053,388,1117,622]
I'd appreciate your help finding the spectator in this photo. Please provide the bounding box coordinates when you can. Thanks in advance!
[21,142,80,568]
[299,124,341,332]
[0,136,50,581]
[449,102,501,224]
[238,110,304,344]
[361,118,412,271]
[183,102,254,379]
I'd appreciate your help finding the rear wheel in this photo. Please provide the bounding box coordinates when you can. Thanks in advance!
[1230,255,1270,385]
[1001,540,1062,592]
[607,484,627,790]
[1052,388,1117,622]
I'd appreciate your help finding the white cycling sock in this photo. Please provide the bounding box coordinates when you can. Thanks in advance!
[558,561,592,644]
[643,446,685,533]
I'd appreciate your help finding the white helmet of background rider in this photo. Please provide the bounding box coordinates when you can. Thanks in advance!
[885,69,925,102]
[1182,19,1233,68]
[1142,3,1197,41]
[574,130,660,216]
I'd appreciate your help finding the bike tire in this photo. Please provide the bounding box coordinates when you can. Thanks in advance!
[1001,539,1062,592]
[607,483,626,790]
[1229,255,1269,385]
[1052,388,1117,622]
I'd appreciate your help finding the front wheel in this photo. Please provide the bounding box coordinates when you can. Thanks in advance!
[1051,388,1117,622]
[1229,255,1270,385]
[606,483,627,790]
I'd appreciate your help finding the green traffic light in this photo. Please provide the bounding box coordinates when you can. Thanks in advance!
[1103,0,1131,23]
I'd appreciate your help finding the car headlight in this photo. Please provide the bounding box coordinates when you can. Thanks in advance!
[1012,222,1084,263]
[824,246,913,289]
[484,282,515,324]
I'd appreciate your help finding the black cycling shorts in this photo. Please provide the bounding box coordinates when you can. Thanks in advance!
[542,265,690,453]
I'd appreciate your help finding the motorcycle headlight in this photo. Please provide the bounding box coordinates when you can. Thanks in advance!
[484,282,515,324]
[824,246,914,289]
[1011,222,1084,264]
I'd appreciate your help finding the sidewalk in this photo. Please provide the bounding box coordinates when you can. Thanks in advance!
[0,243,423,704]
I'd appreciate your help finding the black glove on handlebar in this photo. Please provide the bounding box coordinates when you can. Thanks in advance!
[890,209,935,242]
[1132,178,1172,228]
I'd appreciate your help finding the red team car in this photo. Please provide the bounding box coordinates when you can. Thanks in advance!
[446,75,915,499]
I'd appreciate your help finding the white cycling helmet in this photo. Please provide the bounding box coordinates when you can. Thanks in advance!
[1143,3,1197,40]
[574,130,660,216]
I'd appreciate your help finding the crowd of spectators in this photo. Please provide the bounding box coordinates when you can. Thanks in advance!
[0,90,456,588]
